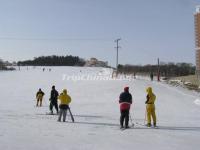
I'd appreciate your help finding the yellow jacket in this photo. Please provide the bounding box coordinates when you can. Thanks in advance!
[58,89,71,105]
[146,87,156,105]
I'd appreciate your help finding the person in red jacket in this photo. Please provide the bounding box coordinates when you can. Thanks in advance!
[119,87,132,129]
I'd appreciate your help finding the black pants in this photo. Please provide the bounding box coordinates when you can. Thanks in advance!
[49,100,58,113]
[120,109,129,127]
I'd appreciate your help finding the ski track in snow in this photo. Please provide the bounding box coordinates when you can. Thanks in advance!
[0,66,200,150]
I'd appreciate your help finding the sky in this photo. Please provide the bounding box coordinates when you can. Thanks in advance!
[0,0,199,67]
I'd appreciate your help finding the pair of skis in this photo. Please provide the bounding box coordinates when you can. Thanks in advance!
[46,107,75,122]
[120,125,134,131]
[120,114,158,130]
[135,122,159,129]
[120,123,158,130]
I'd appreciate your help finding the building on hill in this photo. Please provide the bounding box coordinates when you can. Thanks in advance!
[0,59,15,70]
[4,61,13,66]
[85,58,108,67]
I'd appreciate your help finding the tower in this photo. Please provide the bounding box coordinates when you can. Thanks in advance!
[194,6,200,79]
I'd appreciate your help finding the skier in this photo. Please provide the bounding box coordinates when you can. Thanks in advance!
[57,89,71,122]
[119,87,132,129]
[150,72,153,81]
[49,85,59,114]
[145,87,157,127]
[133,72,136,79]
[36,88,45,107]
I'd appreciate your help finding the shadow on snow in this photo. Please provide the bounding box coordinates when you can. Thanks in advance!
[36,113,200,132]
[71,121,200,132]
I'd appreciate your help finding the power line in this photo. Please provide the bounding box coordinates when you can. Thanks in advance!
[0,37,114,41]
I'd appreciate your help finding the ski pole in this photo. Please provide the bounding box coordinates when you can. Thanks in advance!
[144,107,147,125]
[43,97,47,106]
[129,105,134,126]
[68,107,75,122]
[129,114,134,126]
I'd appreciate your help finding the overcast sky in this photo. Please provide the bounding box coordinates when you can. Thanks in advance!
[0,0,199,66]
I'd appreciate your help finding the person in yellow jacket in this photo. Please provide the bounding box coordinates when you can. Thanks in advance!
[145,87,157,127]
[58,89,71,122]
[36,89,45,107]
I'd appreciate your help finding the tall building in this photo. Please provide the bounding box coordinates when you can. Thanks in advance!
[195,6,200,78]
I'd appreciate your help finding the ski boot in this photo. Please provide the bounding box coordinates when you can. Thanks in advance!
[153,123,157,128]
[146,123,152,127]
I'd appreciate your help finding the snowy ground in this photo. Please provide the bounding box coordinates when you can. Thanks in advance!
[0,66,200,150]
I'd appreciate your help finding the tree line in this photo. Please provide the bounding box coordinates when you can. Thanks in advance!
[17,55,86,66]
[118,62,195,77]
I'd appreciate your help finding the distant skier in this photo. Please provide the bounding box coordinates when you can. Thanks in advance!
[145,87,157,127]
[150,72,153,81]
[36,88,45,107]
[133,72,136,79]
[119,87,132,129]
[49,86,59,114]
[58,89,71,122]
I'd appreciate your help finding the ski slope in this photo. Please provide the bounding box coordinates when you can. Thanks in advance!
[0,67,200,150]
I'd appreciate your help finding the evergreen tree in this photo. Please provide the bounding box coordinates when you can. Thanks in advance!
[17,55,86,66]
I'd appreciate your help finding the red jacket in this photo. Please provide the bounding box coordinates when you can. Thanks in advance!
[119,102,131,110]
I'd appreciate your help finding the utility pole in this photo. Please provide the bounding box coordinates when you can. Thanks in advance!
[157,58,160,81]
[115,38,121,72]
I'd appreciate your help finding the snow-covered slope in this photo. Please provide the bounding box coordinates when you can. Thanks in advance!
[0,67,200,150]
